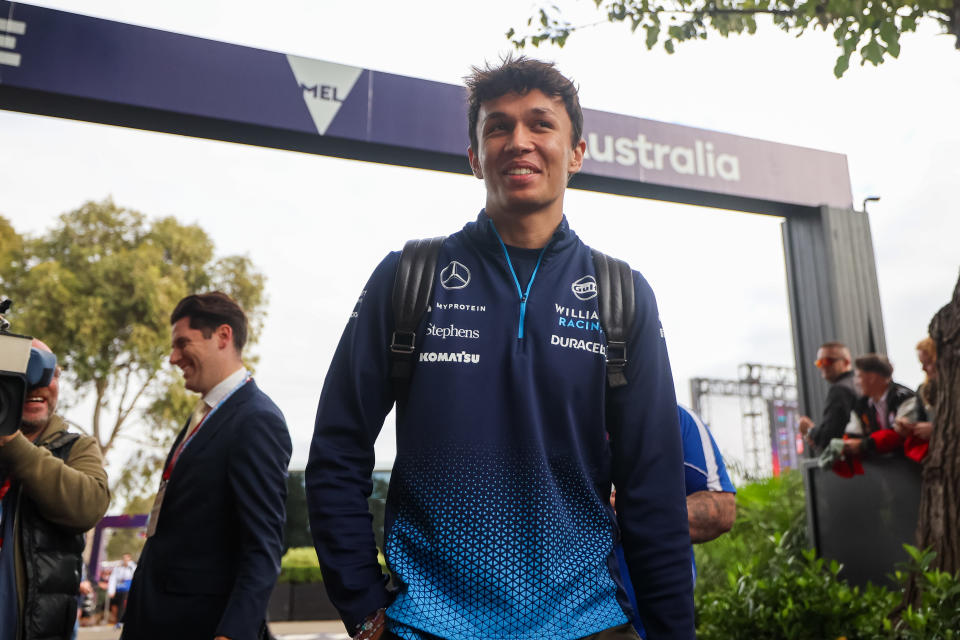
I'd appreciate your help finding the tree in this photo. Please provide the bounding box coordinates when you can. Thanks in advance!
[910,269,960,593]
[0,198,266,498]
[507,0,960,77]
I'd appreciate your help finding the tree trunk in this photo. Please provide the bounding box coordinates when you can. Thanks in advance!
[910,269,960,600]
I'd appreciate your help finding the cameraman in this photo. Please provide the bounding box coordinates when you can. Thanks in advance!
[0,338,109,640]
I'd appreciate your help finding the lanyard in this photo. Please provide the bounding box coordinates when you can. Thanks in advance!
[161,374,251,481]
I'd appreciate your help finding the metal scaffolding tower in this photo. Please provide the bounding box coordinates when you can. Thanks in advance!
[690,363,798,478]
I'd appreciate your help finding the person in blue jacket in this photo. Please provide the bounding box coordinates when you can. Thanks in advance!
[614,405,737,637]
[307,55,694,640]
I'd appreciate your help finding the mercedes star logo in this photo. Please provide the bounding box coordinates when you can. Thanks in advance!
[440,261,471,290]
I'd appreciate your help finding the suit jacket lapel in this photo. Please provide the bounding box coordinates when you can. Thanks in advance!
[169,382,254,474]
[162,418,192,474]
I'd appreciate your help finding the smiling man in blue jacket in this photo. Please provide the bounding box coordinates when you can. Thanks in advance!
[307,55,694,640]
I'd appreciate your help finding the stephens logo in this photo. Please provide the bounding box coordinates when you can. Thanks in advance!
[440,261,471,290]
[426,323,479,340]
[571,276,597,301]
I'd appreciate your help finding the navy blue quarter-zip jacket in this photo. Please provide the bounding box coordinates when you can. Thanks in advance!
[307,212,694,639]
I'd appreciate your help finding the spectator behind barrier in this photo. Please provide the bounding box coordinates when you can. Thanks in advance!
[798,341,858,455]
[893,338,938,460]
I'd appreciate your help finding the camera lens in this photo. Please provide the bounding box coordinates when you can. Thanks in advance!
[0,376,26,436]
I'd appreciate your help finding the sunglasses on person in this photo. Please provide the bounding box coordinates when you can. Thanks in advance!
[815,357,841,369]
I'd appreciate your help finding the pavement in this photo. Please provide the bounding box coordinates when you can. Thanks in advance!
[78,621,349,640]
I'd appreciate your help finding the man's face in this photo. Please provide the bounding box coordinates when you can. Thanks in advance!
[122,553,132,566]
[21,338,59,437]
[814,347,850,383]
[855,369,888,399]
[169,317,223,396]
[468,89,585,219]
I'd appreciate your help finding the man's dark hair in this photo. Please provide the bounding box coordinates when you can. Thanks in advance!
[465,54,583,152]
[854,353,893,378]
[170,292,248,354]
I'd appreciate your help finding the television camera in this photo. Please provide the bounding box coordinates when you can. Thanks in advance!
[0,298,57,437]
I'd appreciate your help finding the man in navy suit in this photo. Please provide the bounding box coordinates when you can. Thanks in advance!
[122,292,292,640]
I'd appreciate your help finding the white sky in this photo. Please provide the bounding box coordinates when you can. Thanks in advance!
[2,1,958,480]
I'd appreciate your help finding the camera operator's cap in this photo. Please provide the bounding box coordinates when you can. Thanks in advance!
[27,347,57,388]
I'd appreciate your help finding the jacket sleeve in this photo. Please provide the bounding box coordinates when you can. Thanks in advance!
[216,403,292,640]
[306,253,400,632]
[606,273,695,639]
[811,383,857,452]
[0,430,109,531]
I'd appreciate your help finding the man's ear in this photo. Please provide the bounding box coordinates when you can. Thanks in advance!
[215,324,233,350]
[468,147,483,179]
[568,139,586,175]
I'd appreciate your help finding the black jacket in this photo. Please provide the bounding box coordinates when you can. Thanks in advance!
[810,371,858,453]
[854,382,916,436]
[19,433,84,640]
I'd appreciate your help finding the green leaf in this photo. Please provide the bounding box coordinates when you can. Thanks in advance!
[833,52,850,77]
[645,23,660,49]
[664,39,675,54]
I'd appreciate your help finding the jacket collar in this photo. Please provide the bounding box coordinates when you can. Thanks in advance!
[461,210,579,267]
[34,414,69,446]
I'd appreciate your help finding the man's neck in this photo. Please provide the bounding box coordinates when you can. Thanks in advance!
[486,208,563,249]
[871,382,891,404]
[201,361,246,399]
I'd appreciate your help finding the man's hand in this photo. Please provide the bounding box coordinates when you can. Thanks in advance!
[842,438,863,456]
[911,421,933,440]
[0,430,20,447]
[797,415,814,437]
[353,608,387,640]
[687,491,736,543]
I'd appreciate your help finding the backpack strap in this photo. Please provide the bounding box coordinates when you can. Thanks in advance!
[591,249,635,388]
[390,236,446,380]
[42,431,81,460]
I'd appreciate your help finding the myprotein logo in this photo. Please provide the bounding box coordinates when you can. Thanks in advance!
[426,322,479,340]
[418,351,480,364]
[440,261,471,290]
[286,56,363,135]
[0,17,26,68]
[583,132,741,182]
[571,276,597,301]
[432,302,486,312]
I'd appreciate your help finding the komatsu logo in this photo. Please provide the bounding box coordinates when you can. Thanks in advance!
[418,351,480,364]
[583,132,741,182]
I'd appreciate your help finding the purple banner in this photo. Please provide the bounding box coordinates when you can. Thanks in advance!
[0,1,851,209]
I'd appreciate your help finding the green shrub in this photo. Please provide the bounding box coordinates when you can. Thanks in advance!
[697,535,896,640]
[695,470,807,597]
[278,546,388,584]
[892,546,960,639]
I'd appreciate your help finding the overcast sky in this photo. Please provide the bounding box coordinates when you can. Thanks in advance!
[2,0,958,479]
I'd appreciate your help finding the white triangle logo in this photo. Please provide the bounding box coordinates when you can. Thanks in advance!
[286,55,364,135]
